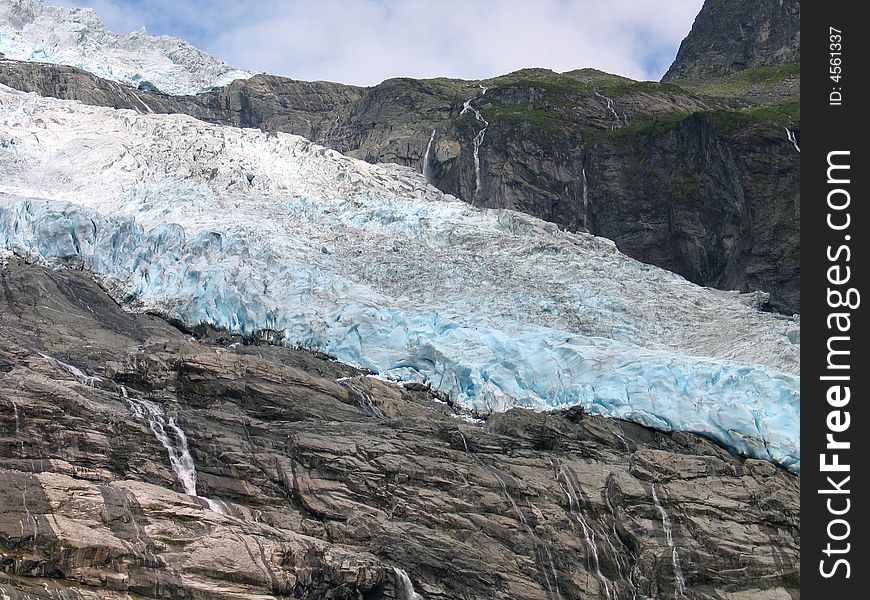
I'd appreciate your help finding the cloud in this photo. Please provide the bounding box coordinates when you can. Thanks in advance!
[50,0,703,85]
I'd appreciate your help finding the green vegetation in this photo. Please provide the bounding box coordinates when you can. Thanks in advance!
[600,112,694,140]
[681,62,800,99]
[485,67,689,99]
[709,98,800,135]
[485,101,564,134]
[445,64,797,146]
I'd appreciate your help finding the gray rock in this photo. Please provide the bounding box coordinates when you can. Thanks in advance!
[662,0,800,82]
[0,259,799,598]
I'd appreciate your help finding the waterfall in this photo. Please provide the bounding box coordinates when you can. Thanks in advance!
[604,485,639,600]
[38,353,102,387]
[581,166,590,232]
[557,462,611,600]
[422,128,437,183]
[131,90,153,114]
[337,379,385,419]
[22,475,38,553]
[122,386,225,514]
[11,401,19,433]
[785,128,800,153]
[393,568,423,600]
[460,84,489,202]
[651,484,686,599]
[613,430,632,454]
[458,432,561,599]
[594,91,627,130]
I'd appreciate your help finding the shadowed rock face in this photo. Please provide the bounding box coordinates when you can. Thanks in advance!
[0,259,799,598]
[0,57,800,314]
[662,0,800,82]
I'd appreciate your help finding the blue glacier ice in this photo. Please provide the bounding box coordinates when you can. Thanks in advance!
[0,198,800,473]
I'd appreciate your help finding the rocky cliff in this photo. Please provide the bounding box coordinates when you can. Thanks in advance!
[662,0,800,82]
[0,51,800,312]
[1,258,799,599]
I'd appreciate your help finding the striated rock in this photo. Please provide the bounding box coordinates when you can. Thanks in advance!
[0,259,799,598]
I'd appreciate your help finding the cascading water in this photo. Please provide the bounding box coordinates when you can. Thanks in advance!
[581,166,591,232]
[122,386,225,514]
[556,461,611,600]
[594,91,627,130]
[337,379,385,419]
[393,568,423,600]
[38,353,102,387]
[11,401,19,433]
[651,484,686,599]
[785,128,800,153]
[460,84,489,202]
[422,128,437,184]
[604,483,639,599]
[458,432,562,599]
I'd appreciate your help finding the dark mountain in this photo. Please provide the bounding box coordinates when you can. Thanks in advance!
[662,0,800,82]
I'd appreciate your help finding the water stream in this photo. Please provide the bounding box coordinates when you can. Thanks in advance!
[581,166,590,232]
[122,386,225,514]
[460,84,489,202]
[38,353,102,386]
[393,567,423,600]
[556,461,611,599]
[594,91,627,130]
[422,128,437,183]
[458,431,562,599]
[785,128,800,153]
[651,484,686,598]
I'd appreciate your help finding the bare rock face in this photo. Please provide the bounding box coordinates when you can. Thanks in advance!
[0,259,799,598]
[662,0,801,82]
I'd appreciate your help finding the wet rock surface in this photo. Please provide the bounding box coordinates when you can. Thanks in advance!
[0,260,799,598]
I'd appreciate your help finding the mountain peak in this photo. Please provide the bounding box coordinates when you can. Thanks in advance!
[662,0,800,82]
[0,0,253,94]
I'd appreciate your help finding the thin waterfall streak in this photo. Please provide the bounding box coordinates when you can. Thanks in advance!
[558,464,611,600]
[652,484,686,599]
[785,128,800,152]
[422,128,437,183]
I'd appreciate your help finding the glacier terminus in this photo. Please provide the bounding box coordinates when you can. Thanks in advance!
[0,84,799,473]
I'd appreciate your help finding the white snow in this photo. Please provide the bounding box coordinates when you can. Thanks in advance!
[0,0,253,95]
[0,85,800,472]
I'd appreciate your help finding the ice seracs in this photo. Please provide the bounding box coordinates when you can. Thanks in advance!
[0,0,253,94]
[0,85,800,472]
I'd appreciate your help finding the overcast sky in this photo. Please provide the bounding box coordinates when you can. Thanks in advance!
[53,0,704,86]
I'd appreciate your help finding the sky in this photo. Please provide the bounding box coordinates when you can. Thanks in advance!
[52,0,704,86]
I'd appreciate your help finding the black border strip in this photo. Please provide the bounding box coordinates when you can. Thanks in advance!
[802,1,867,595]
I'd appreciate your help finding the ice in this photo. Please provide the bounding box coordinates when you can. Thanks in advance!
[0,0,252,95]
[0,86,800,472]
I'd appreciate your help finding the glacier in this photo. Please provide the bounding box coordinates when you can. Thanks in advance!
[0,85,800,472]
[0,0,252,95]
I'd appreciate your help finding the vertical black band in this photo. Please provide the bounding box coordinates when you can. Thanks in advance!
[802,1,868,595]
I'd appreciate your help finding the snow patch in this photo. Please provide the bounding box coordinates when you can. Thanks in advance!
[0,0,253,95]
